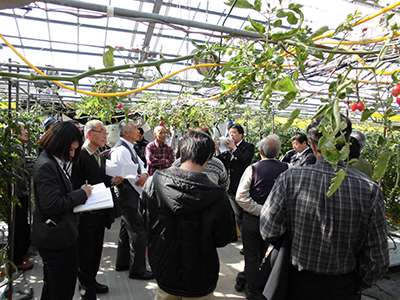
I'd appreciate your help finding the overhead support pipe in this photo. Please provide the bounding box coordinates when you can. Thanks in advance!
[42,0,264,40]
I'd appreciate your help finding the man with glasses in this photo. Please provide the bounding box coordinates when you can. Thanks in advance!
[71,120,123,300]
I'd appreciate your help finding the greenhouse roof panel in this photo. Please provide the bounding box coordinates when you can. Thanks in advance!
[0,0,400,118]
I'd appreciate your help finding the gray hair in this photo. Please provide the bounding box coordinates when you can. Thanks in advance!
[85,120,103,139]
[257,134,281,158]
[118,119,135,137]
[351,130,366,149]
[154,125,165,134]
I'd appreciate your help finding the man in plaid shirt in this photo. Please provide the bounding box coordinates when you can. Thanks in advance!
[146,126,175,176]
[260,114,389,300]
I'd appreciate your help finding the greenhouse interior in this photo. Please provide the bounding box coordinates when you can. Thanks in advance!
[2,0,400,299]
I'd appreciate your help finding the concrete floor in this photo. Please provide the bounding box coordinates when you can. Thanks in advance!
[12,218,246,300]
[9,218,400,300]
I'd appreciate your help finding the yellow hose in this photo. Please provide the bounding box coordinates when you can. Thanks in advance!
[0,33,225,97]
[313,1,400,41]
[2,0,399,102]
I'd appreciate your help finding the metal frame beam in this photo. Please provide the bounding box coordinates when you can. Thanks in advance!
[42,0,263,39]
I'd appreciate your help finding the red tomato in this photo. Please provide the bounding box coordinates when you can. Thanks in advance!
[357,102,365,111]
[350,103,357,111]
[117,103,123,109]
[397,96,400,106]
[392,84,400,96]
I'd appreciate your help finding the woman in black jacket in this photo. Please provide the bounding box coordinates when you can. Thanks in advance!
[32,122,92,300]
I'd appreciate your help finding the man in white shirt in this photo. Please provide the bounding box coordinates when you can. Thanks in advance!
[109,119,154,280]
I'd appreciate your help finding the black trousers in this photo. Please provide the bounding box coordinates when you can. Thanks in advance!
[243,213,269,299]
[78,211,106,289]
[236,212,269,300]
[39,241,79,300]
[286,264,361,300]
[116,200,147,275]
[227,191,244,236]
[13,195,31,265]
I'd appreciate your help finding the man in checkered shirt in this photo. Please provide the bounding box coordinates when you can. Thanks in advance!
[260,114,389,300]
[145,126,175,176]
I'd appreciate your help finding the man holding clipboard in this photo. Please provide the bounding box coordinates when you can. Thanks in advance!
[71,120,123,300]
[108,119,154,281]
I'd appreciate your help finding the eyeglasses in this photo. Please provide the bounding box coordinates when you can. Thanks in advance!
[91,130,109,136]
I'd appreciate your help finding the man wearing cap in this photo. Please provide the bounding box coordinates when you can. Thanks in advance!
[43,117,60,132]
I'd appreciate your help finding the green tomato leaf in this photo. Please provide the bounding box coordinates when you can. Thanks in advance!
[277,98,290,111]
[224,0,254,9]
[272,56,285,66]
[289,3,303,12]
[276,77,297,92]
[273,19,283,27]
[254,0,262,12]
[313,104,329,119]
[103,46,115,69]
[276,9,286,18]
[309,26,330,40]
[255,56,270,66]
[221,60,235,76]
[325,52,336,65]
[281,108,300,130]
[377,136,387,148]
[360,108,375,122]
[249,17,265,34]
[287,12,298,25]
[306,48,324,60]
[371,151,393,181]
[326,169,346,197]
[338,142,350,161]
[293,69,299,80]
[284,91,297,100]
[391,70,399,82]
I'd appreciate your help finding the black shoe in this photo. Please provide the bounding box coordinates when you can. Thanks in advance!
[128,270,155,280]
[94,281,109,294]
[115,265,129,271]
[235,281,246,292]
[240,248,244,255]
[79,286,96,300]
[246,290,266,300]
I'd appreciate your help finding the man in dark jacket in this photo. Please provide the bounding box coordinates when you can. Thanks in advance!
[235,134,288,299]
[280,132,316,167]
[140,131,237,299]
[134,127,149,167]
[216,123,255,236]
[71,120,123,300]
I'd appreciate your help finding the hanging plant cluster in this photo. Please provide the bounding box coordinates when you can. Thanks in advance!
[77,76,128,123]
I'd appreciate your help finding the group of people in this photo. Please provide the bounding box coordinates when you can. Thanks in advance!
[14,113,389,300]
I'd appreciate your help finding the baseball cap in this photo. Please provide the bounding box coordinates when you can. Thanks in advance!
[44,117,60,131]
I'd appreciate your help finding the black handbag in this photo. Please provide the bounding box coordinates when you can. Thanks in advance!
[255,232,291,300]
